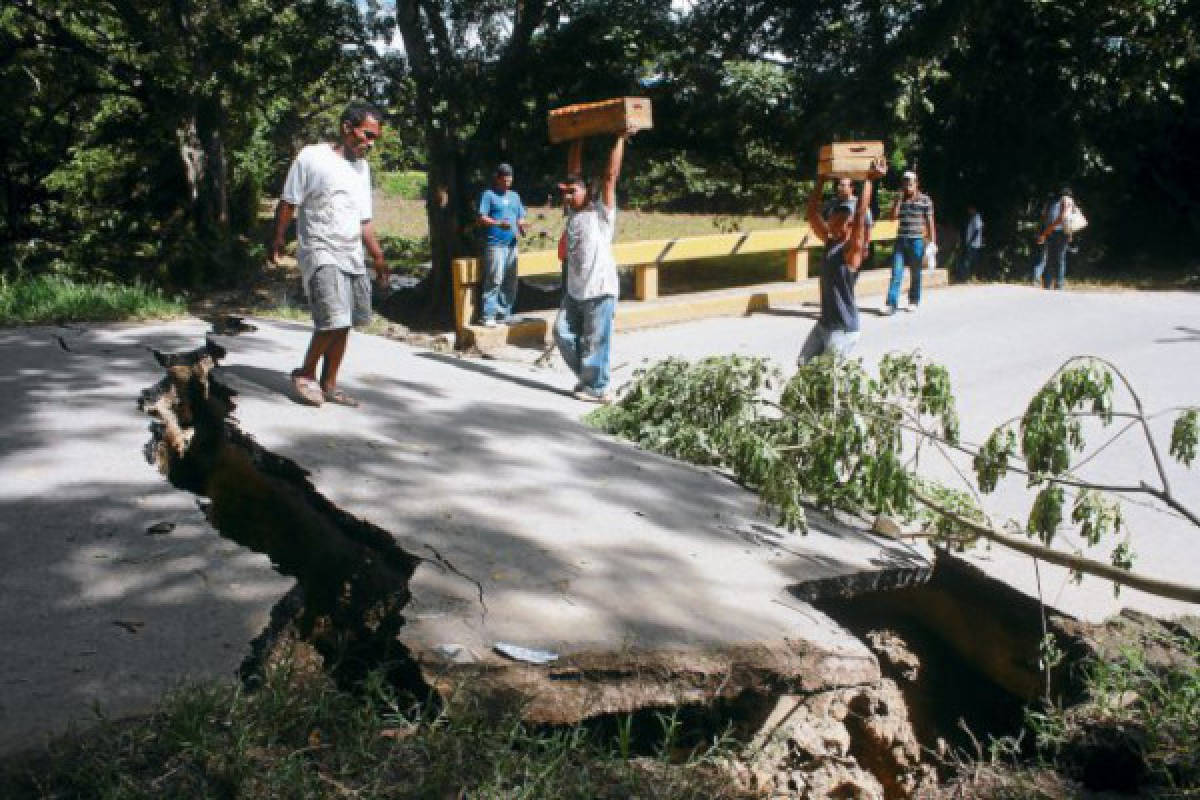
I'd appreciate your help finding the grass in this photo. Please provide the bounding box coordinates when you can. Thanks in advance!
[940,626,1200,798]
[379,170,428,202]
[0,651,750,800]
[372,195,804,252]
[0,274,187,326]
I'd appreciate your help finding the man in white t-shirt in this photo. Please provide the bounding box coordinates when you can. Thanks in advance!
[270,103,387,407]
[553,131,632,404]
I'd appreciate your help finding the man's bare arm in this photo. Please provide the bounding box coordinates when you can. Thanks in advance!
[270,200,296,264]
[362,220,388,287]
[845,159,887,270]
[601,133,628,210]
[806,176,830,244]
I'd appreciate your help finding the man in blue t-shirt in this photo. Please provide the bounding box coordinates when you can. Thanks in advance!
[797,159,886,364]
[477,163,528,326]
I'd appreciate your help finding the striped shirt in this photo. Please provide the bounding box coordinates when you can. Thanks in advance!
[896,193,933,239]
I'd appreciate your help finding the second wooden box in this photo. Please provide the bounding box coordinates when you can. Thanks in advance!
[548,97,653,144]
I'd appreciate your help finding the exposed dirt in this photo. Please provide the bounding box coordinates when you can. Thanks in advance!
[139,329,1194,800]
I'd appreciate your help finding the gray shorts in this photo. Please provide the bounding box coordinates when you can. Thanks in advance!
[307,264,371,330]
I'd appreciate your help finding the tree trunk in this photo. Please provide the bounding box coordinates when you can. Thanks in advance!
[420,129,469,329]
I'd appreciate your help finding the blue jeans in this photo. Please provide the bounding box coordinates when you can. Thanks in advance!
[797,323,860,364]
[554,294,616,393]
[1042,231,1069,289]
[481,243,518,321]
[958,246,981,282]
[886,236,925,308]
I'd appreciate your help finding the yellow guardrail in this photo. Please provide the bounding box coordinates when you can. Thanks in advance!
[453,219,900,336]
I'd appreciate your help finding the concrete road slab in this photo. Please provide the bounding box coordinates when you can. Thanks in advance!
[0,323,294,756]
[212,320,927,719]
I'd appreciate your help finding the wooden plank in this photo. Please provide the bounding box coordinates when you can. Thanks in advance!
[516,249,562,277]
[453,257,482,285]
[451,258,478,338]
[548,97,653,144]
[514,222,899,276]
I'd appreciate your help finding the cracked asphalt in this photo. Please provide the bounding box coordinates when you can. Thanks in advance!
[1,281,1197,755]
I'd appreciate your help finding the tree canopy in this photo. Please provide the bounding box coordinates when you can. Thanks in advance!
[3,0,1196,300]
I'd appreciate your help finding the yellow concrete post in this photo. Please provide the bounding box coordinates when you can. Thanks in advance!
[786,249,809,281]
[634,264,659,301]
[452,257,480,337]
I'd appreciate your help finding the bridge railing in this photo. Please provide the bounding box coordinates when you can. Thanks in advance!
[452,219,900,336]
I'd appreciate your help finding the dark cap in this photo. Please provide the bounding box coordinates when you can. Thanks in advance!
[496,163,513,176]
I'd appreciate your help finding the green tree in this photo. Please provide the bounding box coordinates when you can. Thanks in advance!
[2,0,371,285]
[367,0,676,326]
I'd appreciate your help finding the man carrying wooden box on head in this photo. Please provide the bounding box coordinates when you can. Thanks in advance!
[797,156,887,364]
[547,98,650,404]
[554,132,633,404]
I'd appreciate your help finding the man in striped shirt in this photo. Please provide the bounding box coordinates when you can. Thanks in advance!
[884,170,936,314]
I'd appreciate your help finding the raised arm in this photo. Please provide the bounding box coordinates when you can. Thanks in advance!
[806,176,831,244]
[600,132,629,210]
[844,158,887,271]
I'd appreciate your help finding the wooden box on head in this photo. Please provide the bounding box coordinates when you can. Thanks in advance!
[818,141,885,180]
[548,97,653,143]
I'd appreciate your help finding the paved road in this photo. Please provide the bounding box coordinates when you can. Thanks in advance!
[0,282,1196,755]
[602,284,1200,623]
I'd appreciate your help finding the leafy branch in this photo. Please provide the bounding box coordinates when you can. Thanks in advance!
[589,353,1200,601]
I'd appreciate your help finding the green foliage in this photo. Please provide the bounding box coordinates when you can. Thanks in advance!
[1020,362,1114,480]
[595,351,1198,598]
[0,657,748,799]
[380,171,429,201]
[975,428,1018,493]
[1025,630,1200,793]
[591,352,959,532]
[3,0,373,287]
[1170,409,1199,467]
[0,274,186,325]
[588,355,777,467]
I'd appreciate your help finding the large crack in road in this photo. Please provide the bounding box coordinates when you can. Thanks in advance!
[135,322,1052,799]
[139,336,425,689]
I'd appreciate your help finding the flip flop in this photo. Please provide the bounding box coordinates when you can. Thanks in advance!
[290,370,324,407]
[323,387,360,408]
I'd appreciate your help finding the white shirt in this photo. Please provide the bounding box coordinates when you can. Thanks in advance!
[1046,196,1075,234]
[965,212,983,248]
[281,143,372,279]
[565,200,618,300]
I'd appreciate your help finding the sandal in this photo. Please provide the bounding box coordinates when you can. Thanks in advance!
[290,370,324,407]
[323,387,360,408]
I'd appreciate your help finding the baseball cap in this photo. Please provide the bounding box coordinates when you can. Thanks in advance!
[902,170,917,181]
[496,163,513,176]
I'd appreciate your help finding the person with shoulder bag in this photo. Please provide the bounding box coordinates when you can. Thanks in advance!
[1035,187,1080,290]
